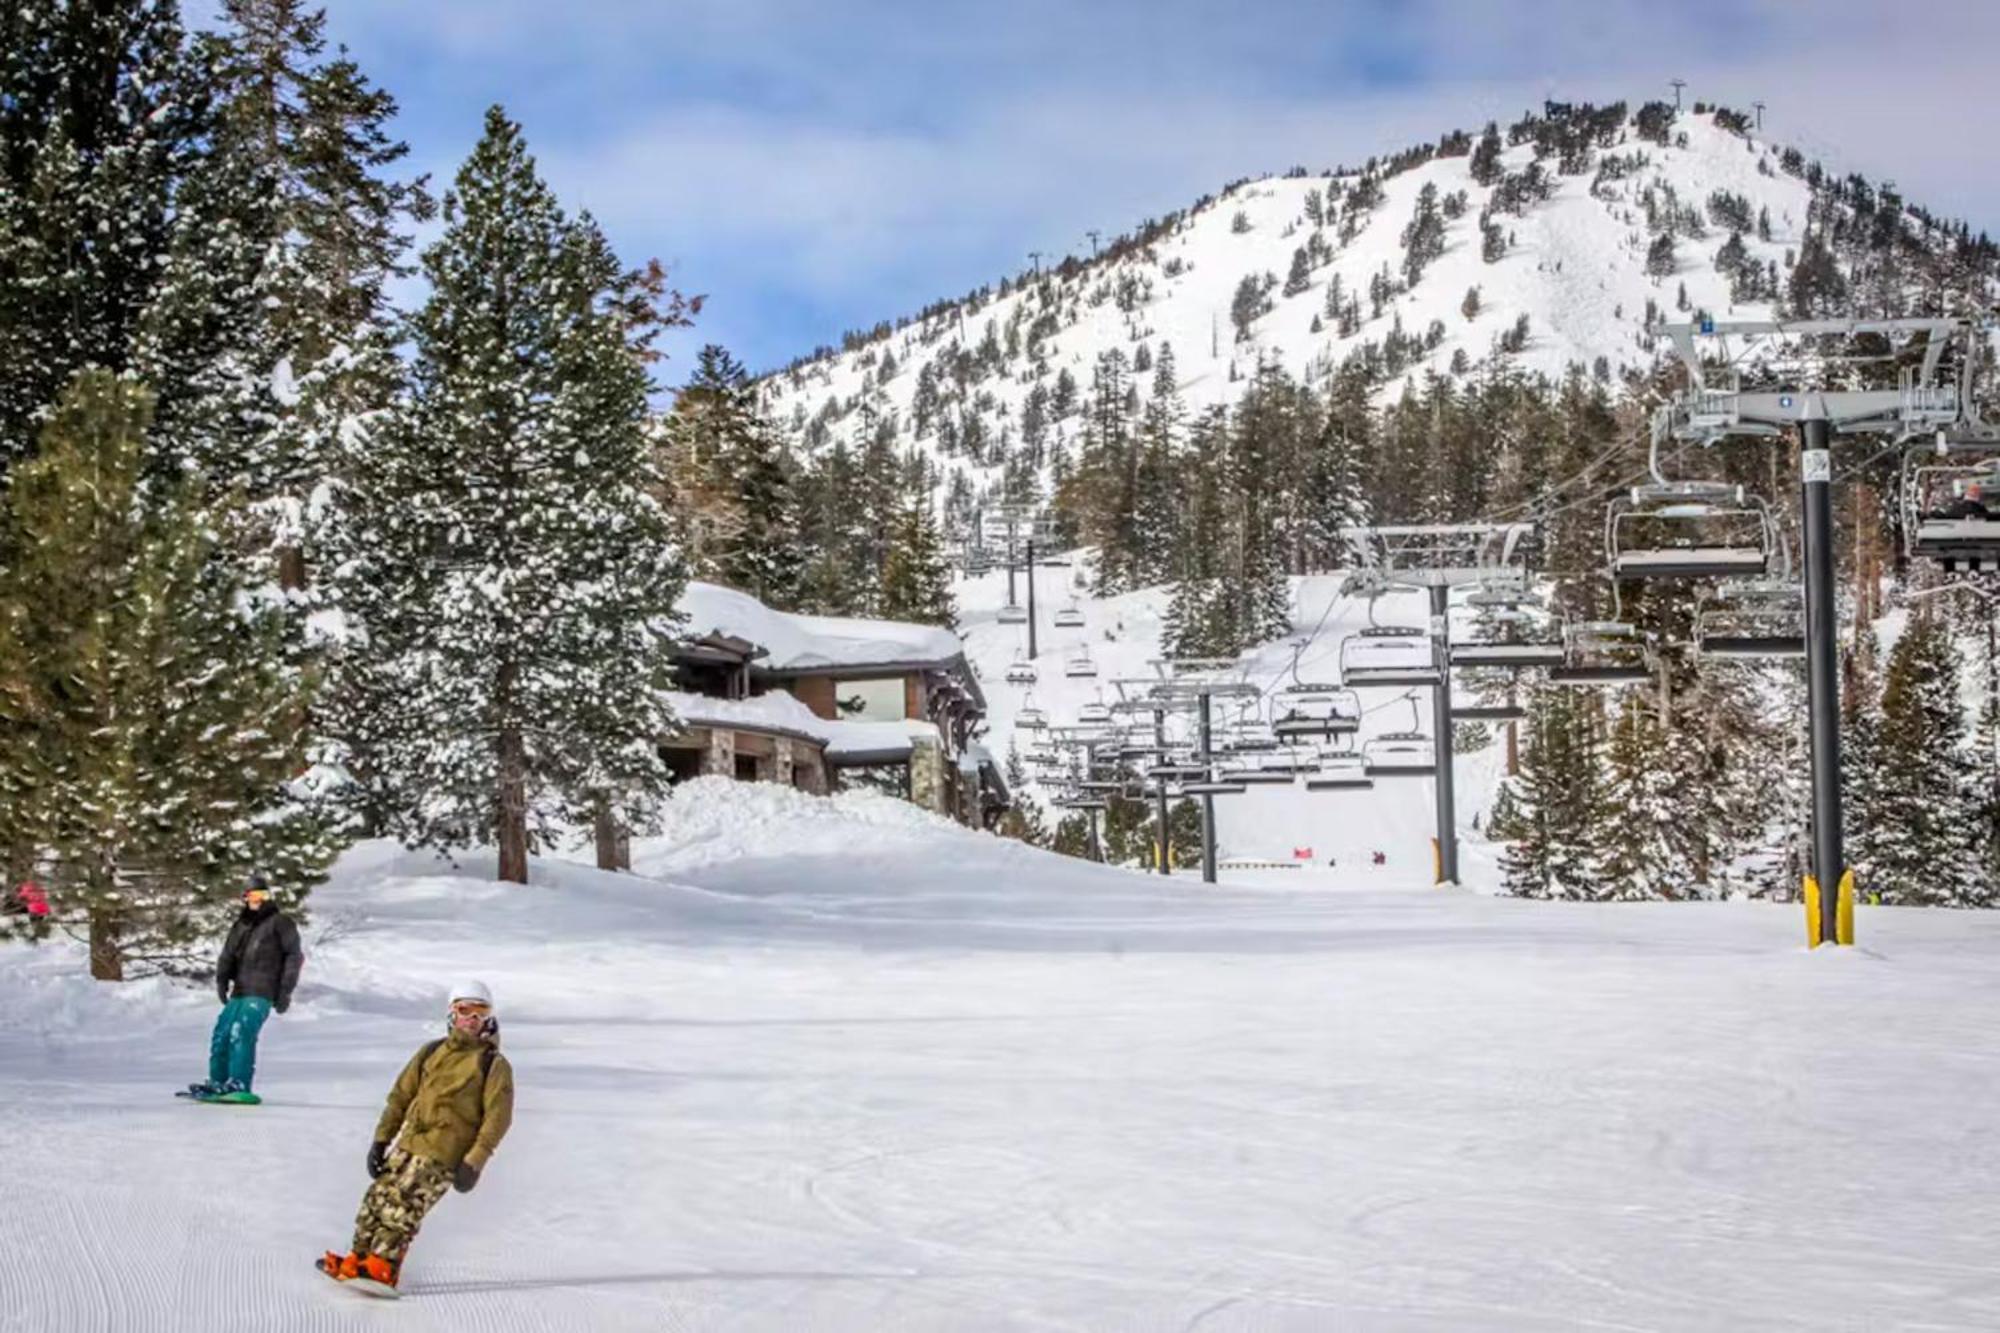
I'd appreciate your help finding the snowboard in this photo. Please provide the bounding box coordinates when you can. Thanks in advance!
[176,1087,262,1105]
[317,1256,399,1300]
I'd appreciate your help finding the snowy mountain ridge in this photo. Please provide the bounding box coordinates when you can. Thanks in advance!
[756,103,1835,514]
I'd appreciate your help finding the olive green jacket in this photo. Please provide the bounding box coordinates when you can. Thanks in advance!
[374,1027,515,1171]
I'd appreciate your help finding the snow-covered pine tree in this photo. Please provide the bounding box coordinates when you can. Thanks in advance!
[330,108,686,883]
[1500,687,1605,899]
[206,0,430,591]
[877,490,956,628]
[1849,610,1983,905]
[664,345,805,607]
[0,373,339,976]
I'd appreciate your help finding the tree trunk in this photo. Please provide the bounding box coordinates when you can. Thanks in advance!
[494,656,529,883]
[1504,719,1519,777]
[593,804,630,873]
[277,544,306,593]
[88,908,123,981]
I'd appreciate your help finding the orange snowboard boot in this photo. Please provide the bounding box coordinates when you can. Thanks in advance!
[316,1250,361,1281]
[356,1253,399,1290]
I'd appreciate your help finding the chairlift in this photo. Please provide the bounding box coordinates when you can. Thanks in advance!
[1218,765,1298,786]
[1016,694,1048,730]
[1053,598,1086,630]
[1903,439,2000,572]
[1077,694,1113,726]
[1607,481,1773,580]
[1339,625,1440,687]
[997,601,1028,625]
[1449,700,1527,723]
[1146,762,1210,780]
[1362,732,1437,777]
[1448,640,1566,670]
[1306,752,1373,790]
[1549,620,1653,686]
[1005,651,1038,686]
[1273,690,1362,738]
[1694,581,1806,659]
[1179,781,1248,797]
[1065,644,1099,679]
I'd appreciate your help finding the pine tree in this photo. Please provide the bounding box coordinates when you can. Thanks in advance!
[665,345,804,607]
[1500,689,1606,899]
[330,107,687,882]
[1849,611,1982,905]
[878,491,956,628]
[1469,121,1504,186]
[1646,232,1678,278]
[0,372,338,976]
[207,0,430,590]
[1283,246,1311,297]
[1400,183,1446,287]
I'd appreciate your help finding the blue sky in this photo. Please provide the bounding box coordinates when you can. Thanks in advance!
[269,0,2000,379]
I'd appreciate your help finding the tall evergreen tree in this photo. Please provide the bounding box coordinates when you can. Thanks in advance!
[664,345,805,607]
[877,491,956,628]
[330,107,687,882]
[0,372,337,976]
[1849,611,1983,905]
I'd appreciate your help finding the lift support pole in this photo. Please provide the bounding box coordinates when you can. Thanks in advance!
[1429,584,1459,885]
[1025,539,1039,661]
[1153,705,1172,876]
[1800,406,1845,943]
[1197,692,1218,884]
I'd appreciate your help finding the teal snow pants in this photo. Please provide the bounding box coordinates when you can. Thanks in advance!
[208,995,272,1088]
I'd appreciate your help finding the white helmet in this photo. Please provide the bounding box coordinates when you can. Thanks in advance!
[447,978,493,1009]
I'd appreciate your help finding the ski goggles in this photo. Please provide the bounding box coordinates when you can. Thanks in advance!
[449,1000,491,1017]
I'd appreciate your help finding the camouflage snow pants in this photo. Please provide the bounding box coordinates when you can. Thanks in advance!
[351,1149,453,1263]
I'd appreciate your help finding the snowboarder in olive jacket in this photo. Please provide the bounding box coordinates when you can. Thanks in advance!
[191,872,302,1101]
[320,979,515,1293]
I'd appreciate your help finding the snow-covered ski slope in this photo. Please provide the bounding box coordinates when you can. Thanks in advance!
[8,778,2000,1331]
[760,110,1808,485]
[957,560,1507,875]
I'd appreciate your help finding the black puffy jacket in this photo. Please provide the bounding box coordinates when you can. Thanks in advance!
[215,904,303,1007]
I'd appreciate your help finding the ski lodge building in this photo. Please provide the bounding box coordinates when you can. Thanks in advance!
[664,583,1008,828]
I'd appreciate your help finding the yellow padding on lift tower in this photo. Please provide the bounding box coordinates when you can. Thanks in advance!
[1836,869,1855,946]
[1804,875,1821,948]
[1430,837,1441,885]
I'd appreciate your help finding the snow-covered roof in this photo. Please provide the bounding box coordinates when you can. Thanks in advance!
[665,688,943,767]
[678,582,965,675]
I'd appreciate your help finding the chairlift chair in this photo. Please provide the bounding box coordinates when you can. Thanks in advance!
[1179,781,1248,797]
[1549,620,1653,686]
[1339,625,1441,687]
[1219,764,1298,785]
[1005,651,1038,686]
[1065,644,1099,679]
[1076,694,1113,726]
[1015,694,1048,730]
[1904,441,2000,573]
[1607,481,1772,580]
[1694,581,1806,659]
[997,601,1028,625]
[1449,701,1528,723]
[1448,640,1566,670]
[1306,752,1374,790]
[1053,599,1086,630]
[1273,689,1362,739]
[1362,733,1437,777]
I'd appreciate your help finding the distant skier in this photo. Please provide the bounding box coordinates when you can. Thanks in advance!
[320,980,515,1295]
[4,880,48,919]
[1371,850,1387,867]
[187,872,301,1103]
[1936,480,1995,522]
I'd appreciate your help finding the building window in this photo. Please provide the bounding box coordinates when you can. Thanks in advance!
[835,676,907,721]
[735,753,761,782]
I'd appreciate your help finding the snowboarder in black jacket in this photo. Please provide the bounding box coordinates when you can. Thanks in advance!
[190,872,302,1102]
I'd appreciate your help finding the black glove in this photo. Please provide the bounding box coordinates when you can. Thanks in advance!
[367,1141,390,1179]
[274,995,290,1015]
[217,983,230,1004]
[452,1161,480,1193]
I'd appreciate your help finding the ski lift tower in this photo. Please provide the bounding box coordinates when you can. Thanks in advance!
[1654,315,1977,946]
[1108,678,1198,877]
[980,504,1068,657]
[1339,523,1538,886]
[1145,659,1261,884]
